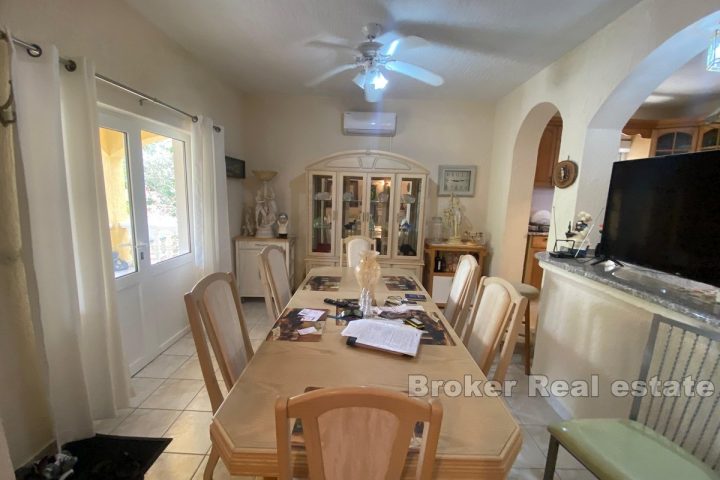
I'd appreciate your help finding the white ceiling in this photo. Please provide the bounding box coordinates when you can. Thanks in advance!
[124,0,641,102]
[634,52,720,120]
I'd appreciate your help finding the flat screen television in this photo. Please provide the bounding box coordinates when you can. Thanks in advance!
[600,150,720,287]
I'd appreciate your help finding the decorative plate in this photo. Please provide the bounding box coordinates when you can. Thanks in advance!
[553,160,578,188]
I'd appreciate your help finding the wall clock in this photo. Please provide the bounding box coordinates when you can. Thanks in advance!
[553,159,578,188]
[438,165,477,197]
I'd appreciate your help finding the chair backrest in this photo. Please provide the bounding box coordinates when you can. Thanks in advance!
[463,276,526,383]
[342,235,373,268]
[631,314,720,471]
[258,245,292,319]
[443,255,480,332]
[183,272,254,412]
[275,387,442,480]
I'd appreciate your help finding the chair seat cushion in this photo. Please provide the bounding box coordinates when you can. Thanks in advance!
[549,419,718,480]
[511,282,540,299]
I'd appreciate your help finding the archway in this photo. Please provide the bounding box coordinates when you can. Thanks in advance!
[571,10,720,247]
[493,102,562,280]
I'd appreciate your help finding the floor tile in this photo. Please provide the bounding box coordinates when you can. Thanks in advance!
[164,411,214,454]
[192,454,256,480]
[145,452,203,480]
[140,379,205,410]
[171,357,205,380]
[507,394,562,426]
[509,468,559,480]
[135,354,189,379]
[128,377,164,407]
[186,388,212,412]
[93,408,134,434]
[165,335,198,356]
[513,428,549,469]
[113,408,180,437]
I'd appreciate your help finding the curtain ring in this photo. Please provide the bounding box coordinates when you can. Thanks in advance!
[27,43,42,58]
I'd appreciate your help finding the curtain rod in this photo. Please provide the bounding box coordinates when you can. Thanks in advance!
[1,32,222,132]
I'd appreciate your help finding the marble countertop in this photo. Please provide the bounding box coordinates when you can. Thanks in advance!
[537,252,720,328]
[527,231,549,236]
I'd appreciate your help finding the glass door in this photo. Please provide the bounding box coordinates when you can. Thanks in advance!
[368,175,393,256]
[309,172,335,255]
[340,174,365,240]
[394,175,425,259]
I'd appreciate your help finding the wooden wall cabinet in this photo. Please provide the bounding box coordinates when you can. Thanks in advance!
[522,234,548,290]
[234,236,295,298]
[649,127,698,156]
[423,241,487,306]
[533,118,563,187]
[305,150,429,279]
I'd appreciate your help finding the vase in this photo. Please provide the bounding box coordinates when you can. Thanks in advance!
[354,250,382,317]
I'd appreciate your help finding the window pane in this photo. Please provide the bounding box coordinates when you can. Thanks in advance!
[99,128,137,278]
[141,130,190,264]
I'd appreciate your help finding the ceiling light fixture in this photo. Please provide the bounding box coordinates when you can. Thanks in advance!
[370,70,388,89]
[707,29,720,72]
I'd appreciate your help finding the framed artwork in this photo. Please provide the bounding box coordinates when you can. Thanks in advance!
[438,165,477,197]
[225,156,246,179]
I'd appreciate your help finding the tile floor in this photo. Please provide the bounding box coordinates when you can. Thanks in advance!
[94,298,594,480]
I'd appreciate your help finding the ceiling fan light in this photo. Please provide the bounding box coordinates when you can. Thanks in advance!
[708,30,720,72]
[371,70,388,89]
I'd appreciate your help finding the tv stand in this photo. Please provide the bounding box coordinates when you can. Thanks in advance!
[590,256,623,267]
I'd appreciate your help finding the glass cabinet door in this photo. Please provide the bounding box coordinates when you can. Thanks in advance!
[310,173,335,255]
[368,175,393,256]
[395,175,425,259]
[340,174,365,242]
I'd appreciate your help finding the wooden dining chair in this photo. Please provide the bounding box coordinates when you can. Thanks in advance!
[184,272,254,480]
[258,245,292,320]
[443,254,480,334]
[275,386,443,480]
[342,235,373,268]
[462,277,527,383]
[543,314,720,480]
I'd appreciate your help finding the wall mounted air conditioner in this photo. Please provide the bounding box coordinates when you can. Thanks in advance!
[343,112,397,137]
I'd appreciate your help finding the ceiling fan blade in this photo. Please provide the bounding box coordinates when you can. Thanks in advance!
[306,40,358,54]
[379,34,429,56]
[364,82,382,103]
[305,64,358,87]
[352,72,366,89]
[385,61,444,86]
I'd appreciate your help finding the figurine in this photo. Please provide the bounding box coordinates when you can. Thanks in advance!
[277,212,289,238]
[443,193,464,244]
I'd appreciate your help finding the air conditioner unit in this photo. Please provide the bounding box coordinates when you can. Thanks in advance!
[343,112,397,136]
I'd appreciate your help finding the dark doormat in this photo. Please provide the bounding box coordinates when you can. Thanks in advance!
[17,434,171,480]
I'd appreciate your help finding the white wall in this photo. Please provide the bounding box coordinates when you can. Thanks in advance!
[484,0,720,279]
[242,94,495,282]
[0,0,248,467]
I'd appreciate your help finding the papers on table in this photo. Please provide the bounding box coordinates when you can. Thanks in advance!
[340,319,423,357]
[298,309,325,322]
[297,326,318,336]
[372,304,425,315]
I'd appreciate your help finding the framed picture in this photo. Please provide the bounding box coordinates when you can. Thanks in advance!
[438,165,477,197]
[225,156,246,179]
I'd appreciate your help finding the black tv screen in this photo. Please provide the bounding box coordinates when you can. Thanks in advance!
[601,150,720,287]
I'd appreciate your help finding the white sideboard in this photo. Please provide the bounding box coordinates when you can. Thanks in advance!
[234,236,296,298]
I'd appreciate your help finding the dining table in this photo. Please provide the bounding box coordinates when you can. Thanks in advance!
[210,267,522,479]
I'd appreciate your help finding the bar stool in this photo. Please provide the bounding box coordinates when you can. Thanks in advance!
[512,282,540,374]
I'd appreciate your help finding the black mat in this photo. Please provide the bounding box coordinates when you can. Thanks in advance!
[16,434,171,480]
[66,434,170,480]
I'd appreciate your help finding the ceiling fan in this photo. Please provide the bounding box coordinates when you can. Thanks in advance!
[306,23,444,102]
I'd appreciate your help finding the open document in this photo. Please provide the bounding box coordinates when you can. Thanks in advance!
[341,319,423,357]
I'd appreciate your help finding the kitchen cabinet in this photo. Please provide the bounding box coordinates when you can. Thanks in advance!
[234,236,295,298]
[306,150,428,277]
[699,126,720,151]
[533,118,563,187]
[522,234,548,290]
[650,127,698,156]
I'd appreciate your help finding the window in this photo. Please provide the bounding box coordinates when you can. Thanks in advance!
[99,112,191,278]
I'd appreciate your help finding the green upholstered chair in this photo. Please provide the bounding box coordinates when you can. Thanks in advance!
[543,314,720,480]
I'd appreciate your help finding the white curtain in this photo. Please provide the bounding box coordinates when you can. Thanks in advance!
[12,44,130,446]
[191,118,232,274]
